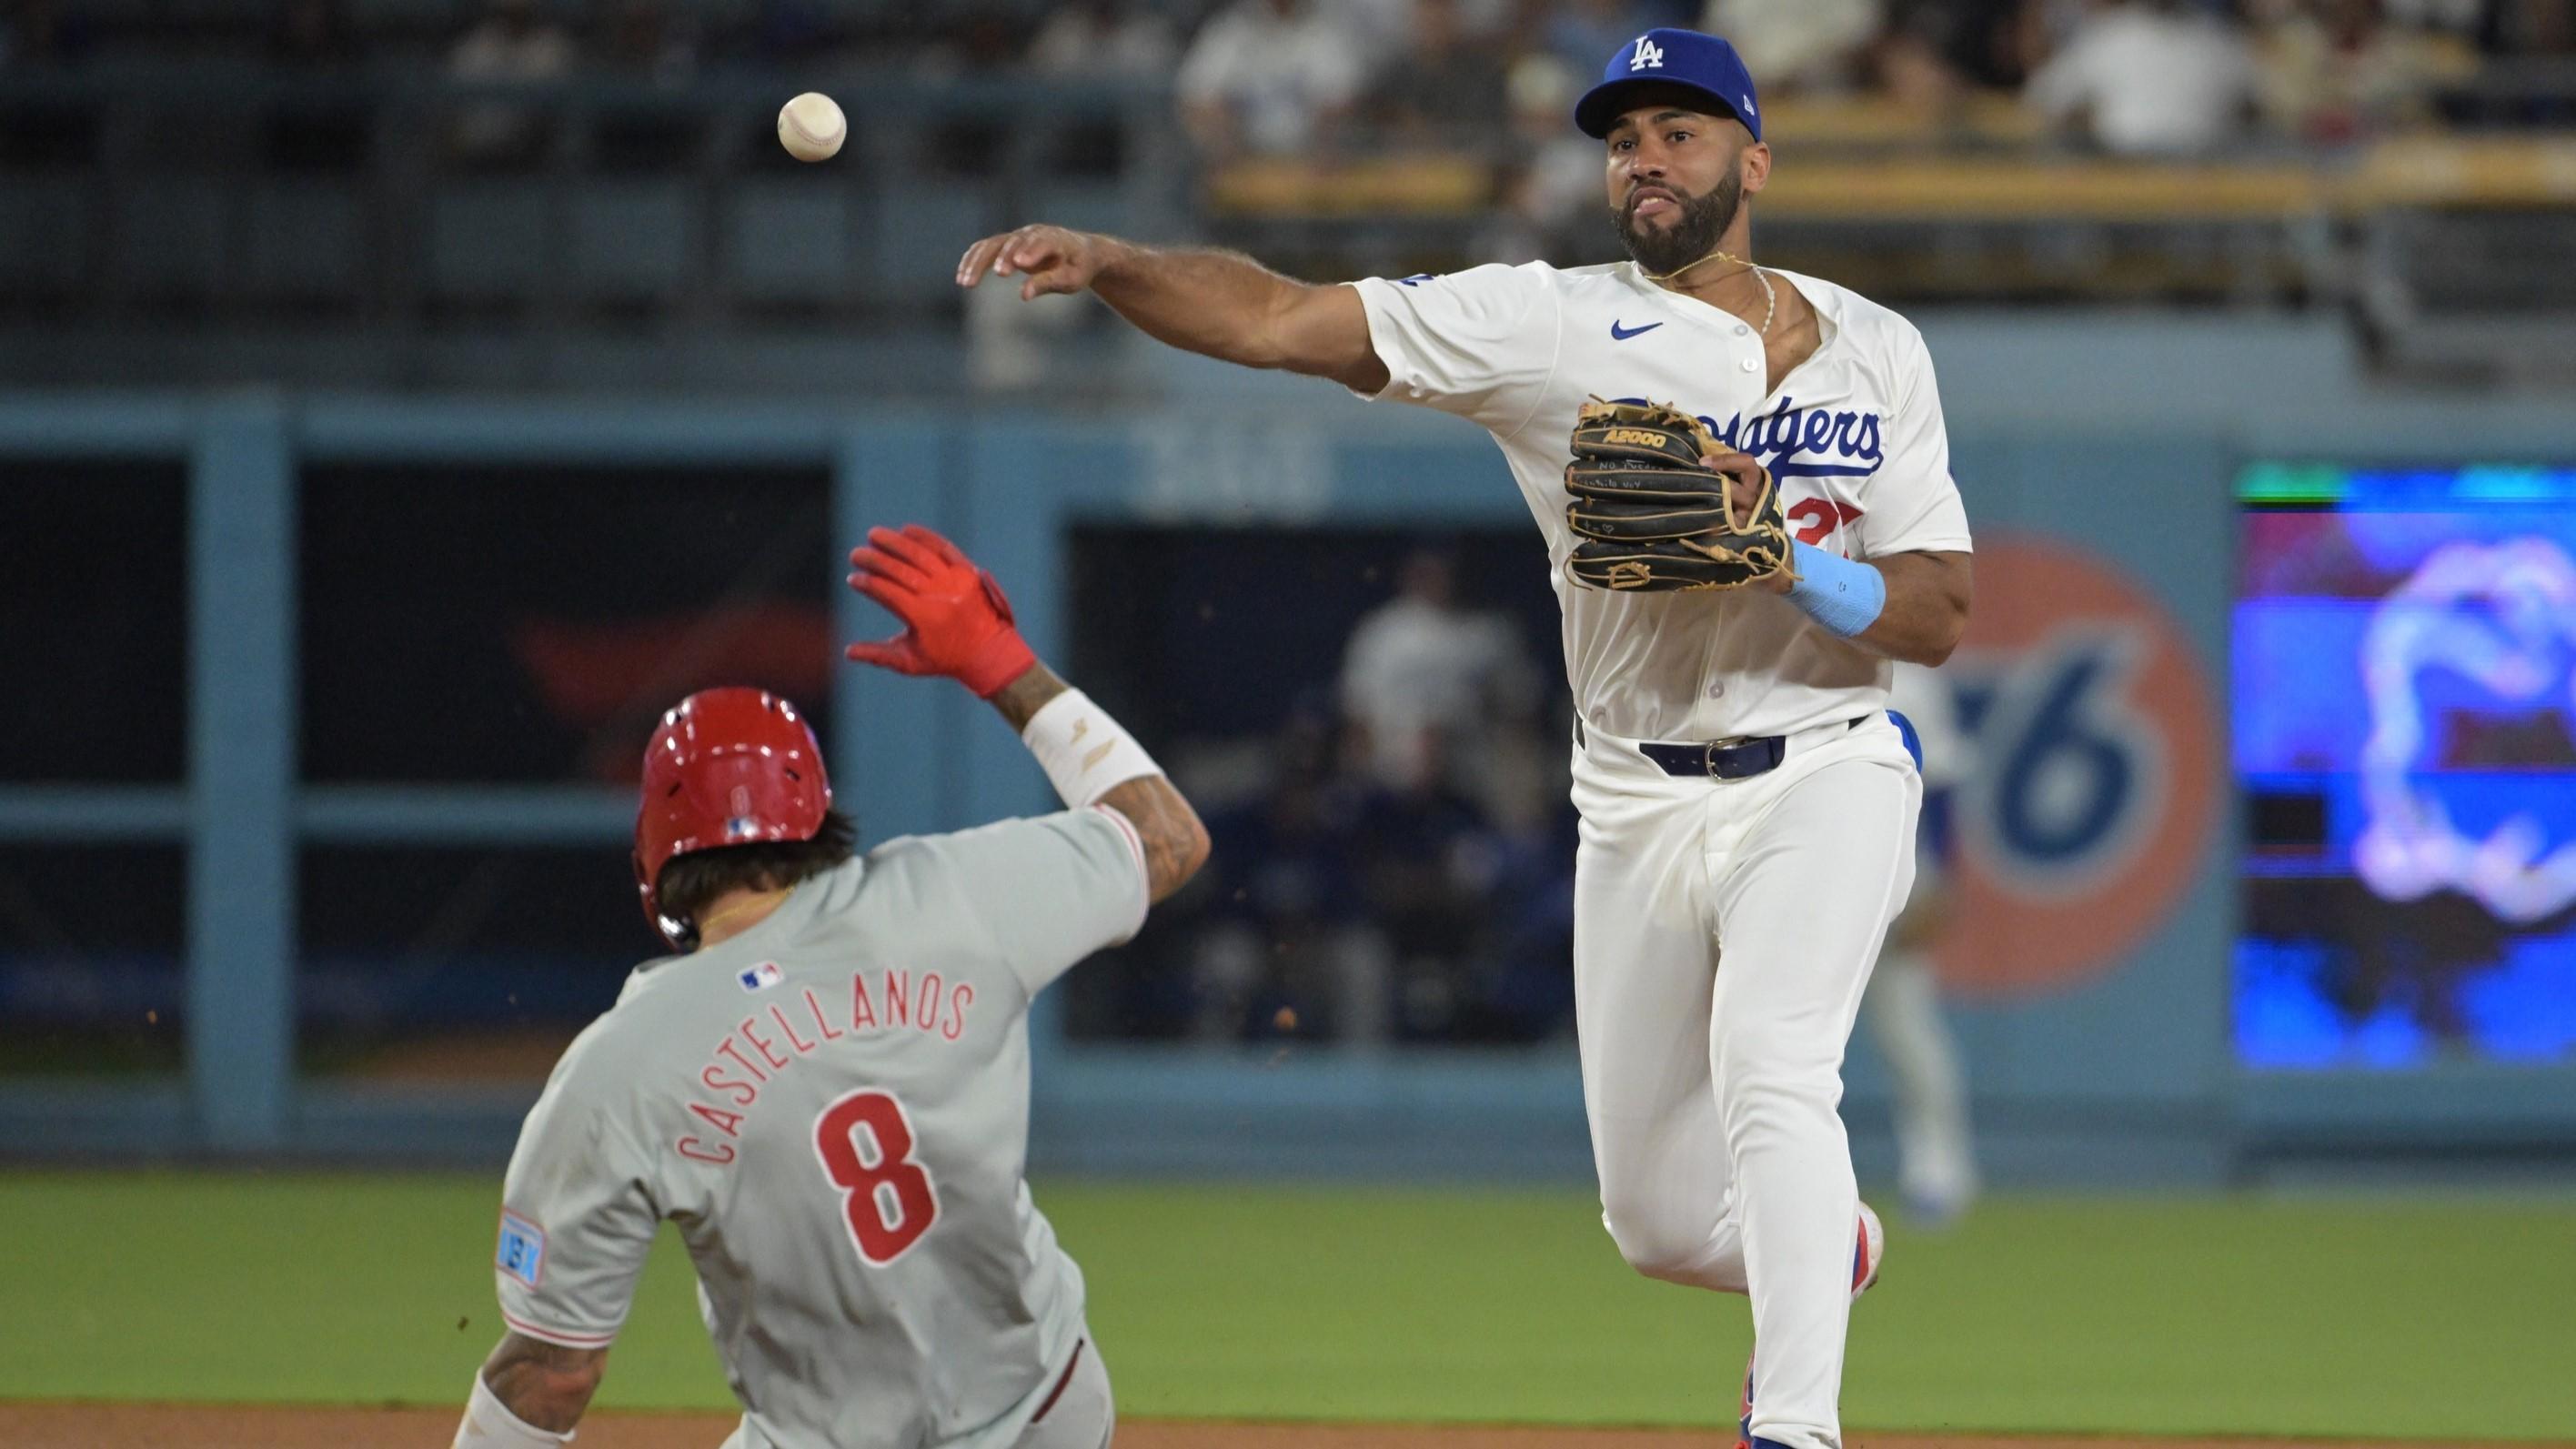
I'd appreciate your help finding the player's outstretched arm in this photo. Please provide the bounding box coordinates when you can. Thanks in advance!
[990,664,1210,903]
[454,1333,604,1445]
[844,524,1210,903]
[957,224,1389,395]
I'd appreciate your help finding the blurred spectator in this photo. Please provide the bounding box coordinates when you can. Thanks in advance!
[1027,0,1181,77]
[740,0,844,67]
[1178,0,1371,160]
[1877,0,2039,115]
[448,0,577,167]
[1339,550,1541,800]
[2258,0,2476,144]
[1546,0,1694,74]
[1356,0,1513,151]
[269,0,357,67]
[2025,0,2263,155]
[2483,0,2575,55]
[599,0,697,84]
[1702,0,1885,94]
[1463,809,1579,1039]
[592,0,700,171]
[2384,0,2484,35]
[1353,735,1495,1038]
[1025,1,1176,196]
[1190,723,1391,1041]
[1337,0,1517,52]
[2450,0,2575,123]
[265,0,368,172]
[917,11,1024,79]
[0,0,92,66]
[1482,52,1607,262]
[1866,661,1982,1225]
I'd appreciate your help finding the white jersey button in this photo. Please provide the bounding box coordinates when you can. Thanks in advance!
[1734,324,1749,336]
[1740,357,1757,372]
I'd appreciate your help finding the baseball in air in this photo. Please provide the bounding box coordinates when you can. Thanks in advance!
[777,92,846,162]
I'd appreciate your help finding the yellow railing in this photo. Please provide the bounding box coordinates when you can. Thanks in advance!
[1207,132,2576,223]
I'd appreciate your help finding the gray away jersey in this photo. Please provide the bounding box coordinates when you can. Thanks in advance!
[492,806,1149,1449]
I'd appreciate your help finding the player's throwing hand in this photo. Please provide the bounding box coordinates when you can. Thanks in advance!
[845,525,1036,697]
[956,225,1117,301]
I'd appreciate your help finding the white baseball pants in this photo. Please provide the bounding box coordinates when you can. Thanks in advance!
[1570,711,1919,1449]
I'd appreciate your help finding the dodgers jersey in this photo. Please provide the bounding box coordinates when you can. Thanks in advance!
[491,808,1148,1449]
[1349,260,1974,743]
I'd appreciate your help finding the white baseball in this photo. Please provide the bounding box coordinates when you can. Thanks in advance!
[777,93,846,163]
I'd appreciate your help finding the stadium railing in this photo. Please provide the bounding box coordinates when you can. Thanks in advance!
[6,65,2576,389]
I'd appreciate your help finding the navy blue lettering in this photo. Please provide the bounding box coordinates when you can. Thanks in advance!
[1590,390,1887,474]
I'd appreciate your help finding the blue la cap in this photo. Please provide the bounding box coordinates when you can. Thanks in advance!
[1574,28,1762,142]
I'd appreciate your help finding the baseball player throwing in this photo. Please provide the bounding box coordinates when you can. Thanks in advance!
[451,525,1209,1449]
[960,26,1969,1449]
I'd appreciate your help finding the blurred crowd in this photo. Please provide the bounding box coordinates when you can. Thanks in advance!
[1166,0,2564,166]
[1092,550,1577,1046]
[5,0,2569,160]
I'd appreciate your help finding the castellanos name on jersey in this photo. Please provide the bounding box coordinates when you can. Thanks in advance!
[1348,259,1972,743]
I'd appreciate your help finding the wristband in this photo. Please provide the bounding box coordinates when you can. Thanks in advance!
[1786,540,1887,639]
[456,1372,575,1447]
[1021,689,1162,807]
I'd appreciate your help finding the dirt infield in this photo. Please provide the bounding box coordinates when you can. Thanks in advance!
[0,1406,2549,1449]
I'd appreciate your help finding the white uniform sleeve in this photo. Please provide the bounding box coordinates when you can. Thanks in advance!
[1855,326,1973,559]
[1347,263,1563,438]
[938,808,1152,998]
[491,1029,659,1350]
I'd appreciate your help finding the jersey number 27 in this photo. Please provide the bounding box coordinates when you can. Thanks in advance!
[812,1088,940,1266]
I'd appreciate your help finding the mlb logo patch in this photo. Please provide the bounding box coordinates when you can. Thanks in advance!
[739,961,783,992]
[496,1211,546,1289]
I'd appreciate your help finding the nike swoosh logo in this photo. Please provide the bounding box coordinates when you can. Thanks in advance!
[1610,320,1663,341]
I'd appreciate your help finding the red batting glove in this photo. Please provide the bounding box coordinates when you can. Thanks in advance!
[844,525,1036,698]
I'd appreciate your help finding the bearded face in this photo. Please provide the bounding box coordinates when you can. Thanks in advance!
[1613,166,1746,277]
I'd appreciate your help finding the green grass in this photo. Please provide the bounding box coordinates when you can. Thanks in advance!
[2,1173,2571,1440]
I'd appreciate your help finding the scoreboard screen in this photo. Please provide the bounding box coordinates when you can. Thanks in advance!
[2235,463,2576,1069]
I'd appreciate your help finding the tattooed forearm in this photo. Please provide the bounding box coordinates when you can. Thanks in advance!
[479,1333,607,1434]
[988,661,1209,901]
[1101,773,1213,903]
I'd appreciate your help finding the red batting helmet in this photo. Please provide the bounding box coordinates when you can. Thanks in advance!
[633,688,832,948]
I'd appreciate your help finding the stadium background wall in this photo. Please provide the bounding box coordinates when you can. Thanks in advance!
[4,311,2571,1182]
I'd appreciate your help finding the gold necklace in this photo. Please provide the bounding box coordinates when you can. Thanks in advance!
[1645,247,1776,337]
[697,888,791,938]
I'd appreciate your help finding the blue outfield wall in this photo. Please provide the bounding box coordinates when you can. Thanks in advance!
[4,313,2574,1178]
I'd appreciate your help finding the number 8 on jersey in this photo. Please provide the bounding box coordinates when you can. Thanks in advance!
[812,1089,941,1266]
